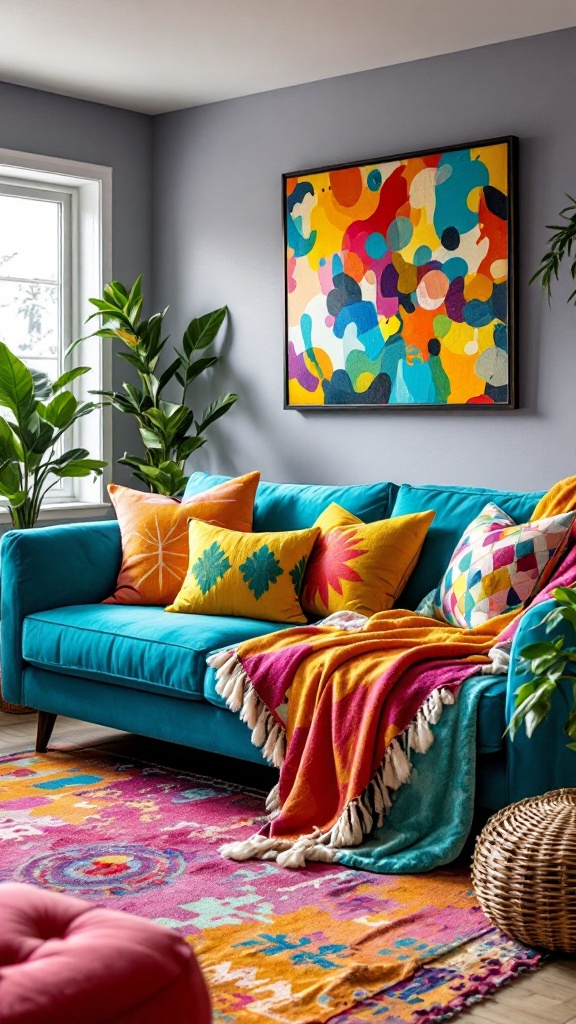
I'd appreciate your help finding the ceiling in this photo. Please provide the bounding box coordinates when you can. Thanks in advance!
[1,0,575,115]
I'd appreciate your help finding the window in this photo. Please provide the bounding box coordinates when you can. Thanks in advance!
[0,149,112,520]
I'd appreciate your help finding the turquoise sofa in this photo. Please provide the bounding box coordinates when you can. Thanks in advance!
[2,472,576,811]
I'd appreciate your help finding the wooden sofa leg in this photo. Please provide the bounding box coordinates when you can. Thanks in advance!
[36,712,57,753]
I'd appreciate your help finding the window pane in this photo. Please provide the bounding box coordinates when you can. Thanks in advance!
[0,279,59,363]
[0,194,59,282]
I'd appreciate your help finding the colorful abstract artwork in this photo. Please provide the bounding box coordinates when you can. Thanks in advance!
[0,750,540,1024]
[284,137,517,409]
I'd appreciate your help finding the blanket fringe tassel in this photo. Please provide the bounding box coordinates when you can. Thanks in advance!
[207,647,456,868]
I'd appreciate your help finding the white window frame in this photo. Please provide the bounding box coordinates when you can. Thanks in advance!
[0,148,113,523]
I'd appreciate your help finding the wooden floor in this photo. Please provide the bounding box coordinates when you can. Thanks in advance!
[1,709,575,1023]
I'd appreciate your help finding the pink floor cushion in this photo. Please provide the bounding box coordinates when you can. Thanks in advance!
[0,882,211,1024]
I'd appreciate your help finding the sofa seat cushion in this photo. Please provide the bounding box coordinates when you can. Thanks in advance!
[391,483,546,608]
[22,605,288,701]
[184,471,399,532]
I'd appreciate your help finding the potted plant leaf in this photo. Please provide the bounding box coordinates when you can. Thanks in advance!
[69,276,237,497]
[0,340,106,712]
[529,194,576,303]
[510,587,576,746]
[511,195,576,744]
[0,342,106,528]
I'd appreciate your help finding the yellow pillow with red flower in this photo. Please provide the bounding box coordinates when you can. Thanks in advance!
[300,503,435,618]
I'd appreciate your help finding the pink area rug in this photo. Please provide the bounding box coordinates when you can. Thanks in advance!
[0,750,541,1023]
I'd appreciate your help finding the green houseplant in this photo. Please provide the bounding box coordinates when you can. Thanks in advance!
[70,276,237,497]
[511,587,576,747]
[0,341,106,714]
[512,195,576,744]
[0,341,106,529]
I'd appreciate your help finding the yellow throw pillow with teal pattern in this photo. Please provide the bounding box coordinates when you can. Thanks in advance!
[166,520,320,623]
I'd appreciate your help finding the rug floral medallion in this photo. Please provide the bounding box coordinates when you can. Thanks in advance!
[0,750,540,1023]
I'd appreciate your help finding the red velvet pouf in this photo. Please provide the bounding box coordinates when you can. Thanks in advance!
[0,883,211,1024]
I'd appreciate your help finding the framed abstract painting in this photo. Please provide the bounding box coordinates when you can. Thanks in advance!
[283,136,518,410]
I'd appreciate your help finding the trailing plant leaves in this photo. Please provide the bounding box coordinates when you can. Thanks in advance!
[564,685,576,741]
[530,194,576,304]
[509,677,558,740]
[520,640,563,660]
[554,585,576,607]
[515,584,576,748]
[544,604,576,632]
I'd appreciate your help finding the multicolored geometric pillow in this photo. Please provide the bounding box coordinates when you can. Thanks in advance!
[300,503,435,618]
[166,520,320,623]
[106,472,259,607]
[416,502,575,628]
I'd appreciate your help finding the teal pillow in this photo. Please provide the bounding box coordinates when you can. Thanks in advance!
[392,483,546,609]
[184,472,399,532]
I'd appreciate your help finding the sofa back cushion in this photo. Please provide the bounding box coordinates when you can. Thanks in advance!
[184,472,399,532]
[392,483,546,609]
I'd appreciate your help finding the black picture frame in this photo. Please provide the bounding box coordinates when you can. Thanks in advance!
[283,135,518,410]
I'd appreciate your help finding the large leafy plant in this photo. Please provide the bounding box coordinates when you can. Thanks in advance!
[0,342,106,529]
[71,277,237,497]
[511,586,576,748]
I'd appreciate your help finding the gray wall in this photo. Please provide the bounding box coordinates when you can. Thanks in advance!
[0,81,152,488]
[152,28,576,493]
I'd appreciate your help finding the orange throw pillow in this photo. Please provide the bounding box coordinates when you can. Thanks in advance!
[106,472,259,606]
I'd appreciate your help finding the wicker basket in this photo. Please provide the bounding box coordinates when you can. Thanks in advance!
[472,788,576,953]
[0,694,34,715]
[0,668,34,715]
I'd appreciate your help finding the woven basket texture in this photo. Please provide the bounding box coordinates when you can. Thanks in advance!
[0,696,34,715]
[0,670,34,715]
[472,788,576,953]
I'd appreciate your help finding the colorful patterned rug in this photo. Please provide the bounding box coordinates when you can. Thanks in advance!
[0,750,540,1023]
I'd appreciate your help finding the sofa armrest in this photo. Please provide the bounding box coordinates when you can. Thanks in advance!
[0,521,121,704]
[505,597,576,802]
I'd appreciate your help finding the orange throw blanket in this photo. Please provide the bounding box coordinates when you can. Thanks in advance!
[208,477,576,868]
